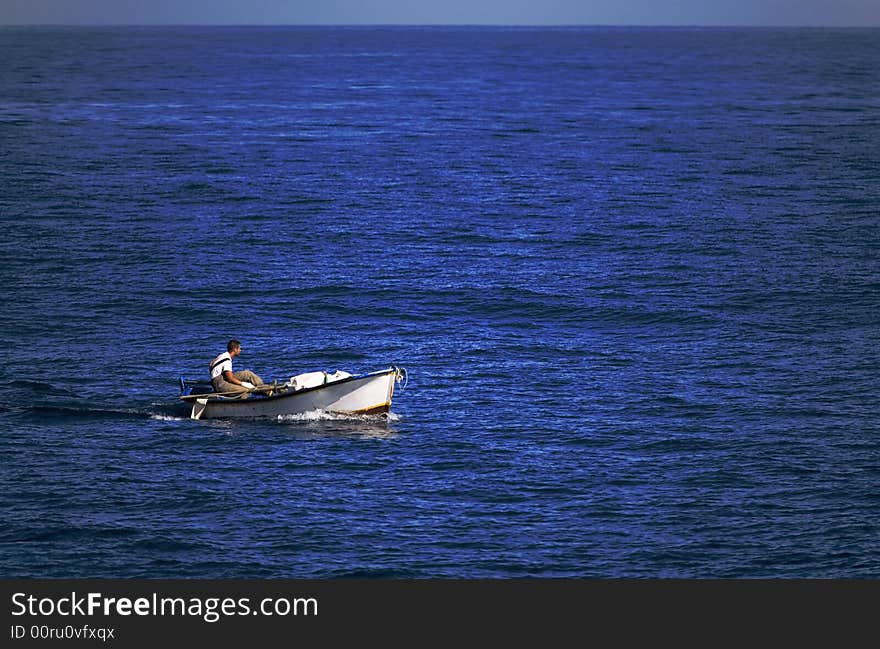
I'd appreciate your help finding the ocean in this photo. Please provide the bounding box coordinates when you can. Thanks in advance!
[1,26,878,578]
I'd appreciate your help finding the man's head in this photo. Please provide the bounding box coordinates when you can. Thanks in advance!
[227,339,242,355]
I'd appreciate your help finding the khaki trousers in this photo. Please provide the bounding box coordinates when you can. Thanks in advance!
[211,370,264,398]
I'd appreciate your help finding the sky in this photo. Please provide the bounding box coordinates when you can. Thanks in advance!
[1,0,879,27]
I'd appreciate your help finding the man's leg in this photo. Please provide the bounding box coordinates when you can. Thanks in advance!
[234,370,263,386]
[212,377,251,398]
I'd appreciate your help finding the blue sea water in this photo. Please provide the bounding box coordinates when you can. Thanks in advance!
[1,26,879,578]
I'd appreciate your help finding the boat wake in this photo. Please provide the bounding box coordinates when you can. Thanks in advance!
[11,380,76,397]
[11,402,191,423]
[149,413,189,422]
[276,409,400,423]
[22,404,161,420]
[8,403,399,426]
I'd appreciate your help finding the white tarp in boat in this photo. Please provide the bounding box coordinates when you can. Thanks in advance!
[287,370,352,391]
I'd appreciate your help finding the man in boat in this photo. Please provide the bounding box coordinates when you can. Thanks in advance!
[210,339,266,398]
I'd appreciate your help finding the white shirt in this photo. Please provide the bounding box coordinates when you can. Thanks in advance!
[210,352,232,379]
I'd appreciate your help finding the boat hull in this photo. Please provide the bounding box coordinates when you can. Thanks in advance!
[182,368,399,420]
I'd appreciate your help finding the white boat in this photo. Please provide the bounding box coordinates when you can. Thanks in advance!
[179,367,407,420]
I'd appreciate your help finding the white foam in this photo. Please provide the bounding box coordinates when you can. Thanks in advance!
[276,409,399,423]
[149,414,187,421]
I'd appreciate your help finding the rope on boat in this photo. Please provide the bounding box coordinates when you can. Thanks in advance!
[393,366,408,392]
